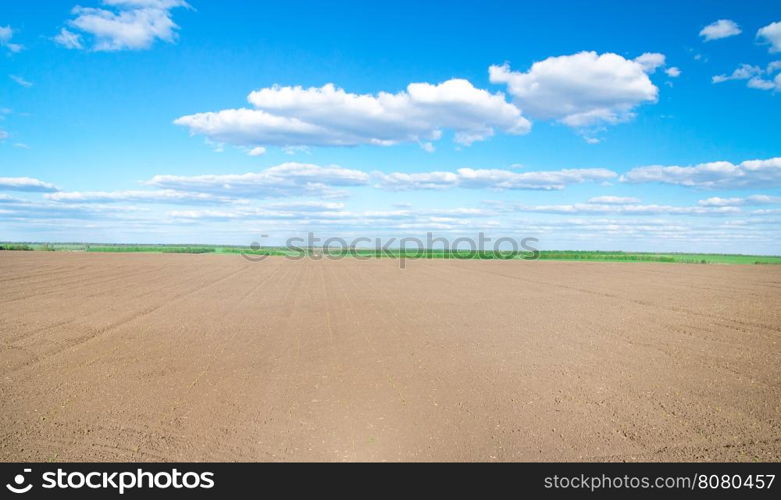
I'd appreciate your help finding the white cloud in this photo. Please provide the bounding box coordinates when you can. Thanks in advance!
[420,142,435,153]
[165,206,496,227]
[262,200,345,211]
[103,0,187,6]
[700,19,742,41]
[698,195,781,206]
[747,194,781,204]
[0,130,7,141]
[375,167,617,191]
[587,196,641,204]
[0,198,148,222]
[746,75,780,91]
[0,194,24,203]
[143,163,617,198]
[713,63,781,92]
[165,208,276,221]
[751,208,781,215]
[175,79,530,150]
[247,146,266,156]
[145,162,371,197]
[0,177,59,192]
[45,189,238,204]
[458,168,616,190]
[757,21,781,53]
[58,0,189,51]
[712,64,761,83]
[53,28,83,49]
[282,145,310,155]
[634,52,666,73]
[0,25,23,53]
[697,197,745,207]
[489,51,660,129]
[665,67,681,78]
[622,157,781,189]
[518,203,740,216]
[375,171,461,191]
[9,75,32,88]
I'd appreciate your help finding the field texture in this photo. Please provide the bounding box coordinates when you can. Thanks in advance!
[1,251,780,461]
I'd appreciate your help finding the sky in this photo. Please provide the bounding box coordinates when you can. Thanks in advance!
[1,0,780,253]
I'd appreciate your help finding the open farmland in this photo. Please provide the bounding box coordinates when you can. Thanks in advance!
[1,251,780,461]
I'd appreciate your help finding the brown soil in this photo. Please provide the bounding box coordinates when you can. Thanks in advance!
[1,251,780,461]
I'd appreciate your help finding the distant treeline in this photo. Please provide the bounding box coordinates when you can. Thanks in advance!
[86,245,217,254]
[0,243,34,251]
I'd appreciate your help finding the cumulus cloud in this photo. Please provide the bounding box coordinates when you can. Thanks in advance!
[45,189,238,204]
[665,67,681,78]
[145,162,371,198]
[142,163,616,198]
[375,167,617,191]
[587,196,641,204]
[261,200,345,211]
[746,75,781,91]
[757,21,781,53]
[697,197,744,207]
[488,51,660,129]
[712,63,781,91]
[375,171,460,191]
[698,195,781,206]
[0,177,59,192]
[699,19,741,41]
[518,203,740,216]
[0,25,23,53]
[175,79,531,150]
[247,146,266,156]
[712,63,762,83]
[622,157,781,189]
[747,194,781,204]
[57,0,189,51]
[634,52,666,73]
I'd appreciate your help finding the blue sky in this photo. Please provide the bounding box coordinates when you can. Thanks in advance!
[1,0,780,253]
